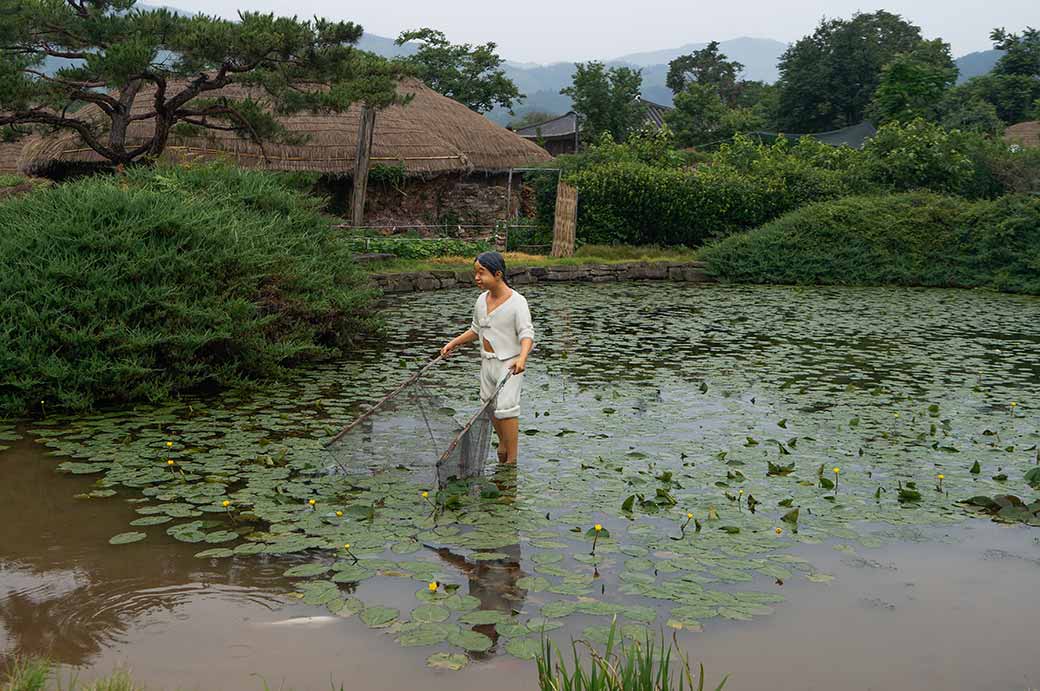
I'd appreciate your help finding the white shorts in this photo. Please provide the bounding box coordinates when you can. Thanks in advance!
[480,352,523,419]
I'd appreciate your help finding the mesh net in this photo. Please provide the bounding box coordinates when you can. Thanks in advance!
[324,359,503,488]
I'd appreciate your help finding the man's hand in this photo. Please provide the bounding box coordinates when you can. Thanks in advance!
[440,341,457,358]
[511,356,527,374]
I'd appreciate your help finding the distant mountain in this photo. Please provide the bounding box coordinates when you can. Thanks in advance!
[357,33,417,58]
[610,37,789,83]
[954,49,1004,83]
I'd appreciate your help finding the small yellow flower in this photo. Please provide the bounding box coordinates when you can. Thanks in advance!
[344,543,350,549]
[335,510,343,517]
[421,491,429,499]
[937,474,944,480]
[833,467,841,474]
[594,524,602,532]
[308,499,316,506]
[738,489,744,495]
[165,441,173,448]
[222,500,230,508]
[686,512,693,519]
[775,527,783,535]
[166,459,175,466]
[1010,401,1017,407]
[428,581,438,592]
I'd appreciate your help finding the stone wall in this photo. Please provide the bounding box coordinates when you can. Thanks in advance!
[370,261,715,294]
[326,173,524,234]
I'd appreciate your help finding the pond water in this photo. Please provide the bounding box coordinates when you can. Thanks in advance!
[2,282,1040,690]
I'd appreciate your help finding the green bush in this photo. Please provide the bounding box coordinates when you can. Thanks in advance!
[567,151,852,247]
[701,193,1040,294]
[0,163,379,416]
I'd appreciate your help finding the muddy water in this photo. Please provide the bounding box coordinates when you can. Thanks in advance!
[3,437,1039,690]
[3,282,1040,690]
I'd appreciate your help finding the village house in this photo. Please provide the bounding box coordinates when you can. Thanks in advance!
[514,98,674,155]
[16,78,552,233]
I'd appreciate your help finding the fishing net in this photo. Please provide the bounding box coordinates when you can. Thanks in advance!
[324,357,508,488]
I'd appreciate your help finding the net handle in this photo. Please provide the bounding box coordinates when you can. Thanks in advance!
[325,354,445,447]
[436,368,514,466]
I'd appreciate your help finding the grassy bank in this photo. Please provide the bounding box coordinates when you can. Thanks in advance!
[0,164,377,417]
[700,192,1040,294]
[363,245,699,274]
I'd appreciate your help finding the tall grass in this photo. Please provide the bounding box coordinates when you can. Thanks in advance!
[0,163,379,416]
[536,619,728,691]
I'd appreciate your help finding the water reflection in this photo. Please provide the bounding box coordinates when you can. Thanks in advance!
[0,440,289,668]
[433,467,527,651]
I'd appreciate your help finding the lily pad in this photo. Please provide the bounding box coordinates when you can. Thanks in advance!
[426,652,468,671]
[109,531,147,545]
[360,606,399,628]
[505,636,543,660]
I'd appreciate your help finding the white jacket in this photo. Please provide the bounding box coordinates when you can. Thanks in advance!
[471,289,535,360]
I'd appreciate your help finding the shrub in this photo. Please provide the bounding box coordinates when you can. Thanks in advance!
[700,192,1040,294]
[0,163,379,416]
[855,119,977,195]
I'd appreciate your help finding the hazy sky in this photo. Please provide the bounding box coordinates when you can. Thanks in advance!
[166,0,1036,63]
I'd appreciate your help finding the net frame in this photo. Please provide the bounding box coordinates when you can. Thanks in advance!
[324,355,513,487]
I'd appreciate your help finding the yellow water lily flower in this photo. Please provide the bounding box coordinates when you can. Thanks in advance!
[166,459,175,466]
[833,467,841,474]
[775,527,783,535]
[428,581,438,592]
[421,491,429,498]
[686,512,693,519]
[335,511,343,517]
[222,500,230,508]
[594,524,602,532]
[344,543,351,550]
[1010,401,1017,407]
[937,474,944,480]
[308,499,316,506]
[165,441,173,448]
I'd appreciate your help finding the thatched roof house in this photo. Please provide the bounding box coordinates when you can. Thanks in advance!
[18,78,550,228]
[19,78,550,177]
[1004,121,1040,148]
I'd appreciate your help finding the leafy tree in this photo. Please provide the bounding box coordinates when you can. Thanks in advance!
[507,111,560,129]
[666,41,744,105]
[0,0,404,167]
[665,83,762,148]
[561,61,644,143]
[777,11,925,132]
[395,28,520,113]
[940,97,1004,134]
[867,39,957,124]
[948,73,1038,125]
[990,27,1040,77]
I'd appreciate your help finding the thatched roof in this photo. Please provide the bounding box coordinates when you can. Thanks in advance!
[18,78,550,177]
[1005,121,1040,148]
[0,141,25,174]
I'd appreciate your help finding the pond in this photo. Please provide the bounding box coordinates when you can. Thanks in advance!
[2,282,1040,690]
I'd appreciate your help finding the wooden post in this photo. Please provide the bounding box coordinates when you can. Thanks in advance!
[351,105,377,227]
[551,179,577,257]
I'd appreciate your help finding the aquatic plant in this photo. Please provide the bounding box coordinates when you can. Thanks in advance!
[535,618,728,691]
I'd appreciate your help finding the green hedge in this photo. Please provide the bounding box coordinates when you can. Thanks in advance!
[557,121,1033,248]
[700,193,1040,294]
[0,164,379,416]
[567,157,851,246]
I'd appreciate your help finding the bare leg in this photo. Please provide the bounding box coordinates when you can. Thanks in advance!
[492,416,520,464]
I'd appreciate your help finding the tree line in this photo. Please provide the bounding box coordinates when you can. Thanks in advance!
[1,1,1036,167]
